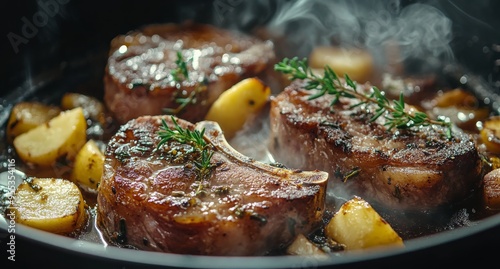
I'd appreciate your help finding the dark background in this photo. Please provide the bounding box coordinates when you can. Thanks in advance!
[1,0,500,97]
[1,0,500,268]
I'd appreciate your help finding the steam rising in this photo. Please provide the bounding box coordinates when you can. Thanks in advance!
[218,0,455,71]
[268,0,453,67]
[216,1,457,212]
[221,0,455,168]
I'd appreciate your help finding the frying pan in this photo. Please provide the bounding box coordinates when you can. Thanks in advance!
[2,0,500,268]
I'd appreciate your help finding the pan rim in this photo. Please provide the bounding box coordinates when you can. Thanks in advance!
[2,212,500,268]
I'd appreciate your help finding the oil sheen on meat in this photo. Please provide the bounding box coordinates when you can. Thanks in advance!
[104,22,275,124]
[97,116,327,255]
[269,80,482,210]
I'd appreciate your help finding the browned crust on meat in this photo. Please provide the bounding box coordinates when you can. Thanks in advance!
[104,22,275,124]
[97,116,327,255]
[269,80,482,209]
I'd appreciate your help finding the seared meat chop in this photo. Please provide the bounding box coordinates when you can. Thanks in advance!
[97,116,327,255]
[104,22,275,124]
[269,80,482,210]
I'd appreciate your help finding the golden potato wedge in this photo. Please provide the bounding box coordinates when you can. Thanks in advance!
[13,107,87,166]
[6,102,61,142]
[325,196,404,251]
[489,156,500,170]
[434,88,479,108]
[9,177,87,235]
[481,116,500,154]
[61,92,106,124]
[287,234,327,257]
[205,77,271,139]
[483,168,500,210]
[309,46,374,83]
[71,139,104,190]
[431,88,490,131]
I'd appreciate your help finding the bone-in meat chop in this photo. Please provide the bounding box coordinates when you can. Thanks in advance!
[97,115,327,255]
[104,23,275,124]
[269,80,481,210]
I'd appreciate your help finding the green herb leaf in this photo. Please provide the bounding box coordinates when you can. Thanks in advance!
[157,116,206,151]
[163,52,207,116]
[157,116,214,195]
[171,51,189,82]
[274,57,453,138]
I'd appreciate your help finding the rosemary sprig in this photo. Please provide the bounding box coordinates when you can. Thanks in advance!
[163,84,207,115]
[171,51,189,83]
[274,57,453,138]
[194,149,215,195]
[342,167,361,182]
[157,116,206,150]
[163,51,207,115]
[157,116,214,195]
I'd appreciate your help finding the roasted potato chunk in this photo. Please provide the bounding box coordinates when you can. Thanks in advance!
[9,178,87,235]
[432,88,489,131]
[13,107,87,166]
[481,116,500,154]
[434,88,479,108]
[61,92,106,123]
[6,102,61,142]
[489,156,500,170]
[71,139,105,190]
[325,196,404,251]
[205,77,271,139]
[483,168,500,210]
[287,234,327,257]
[309,46,374,83]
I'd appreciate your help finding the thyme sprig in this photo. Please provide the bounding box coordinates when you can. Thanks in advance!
[163,51,207,115]
[163,85,207,115]
[194,149,215,195]
[171,51,189,83]
[157,116,206,150]
[342,167,361,182]
[157,116,214,195]
[274,57,453,138]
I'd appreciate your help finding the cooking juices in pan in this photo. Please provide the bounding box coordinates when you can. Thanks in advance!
[2,2,500,256]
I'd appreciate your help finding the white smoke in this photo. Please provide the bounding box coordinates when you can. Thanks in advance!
[214,0,455,71]
[265,0,454,69]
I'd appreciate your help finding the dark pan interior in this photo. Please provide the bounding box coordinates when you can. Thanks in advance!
[2,0,500,103]
[2,0,500,268]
